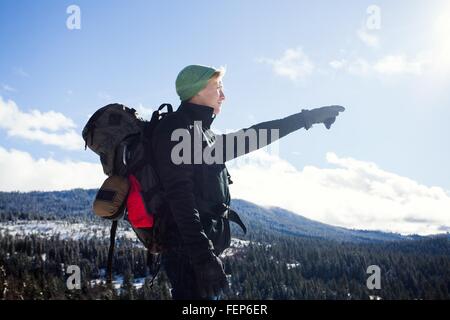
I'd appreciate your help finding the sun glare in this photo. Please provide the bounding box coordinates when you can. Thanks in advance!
[432,6,450,69]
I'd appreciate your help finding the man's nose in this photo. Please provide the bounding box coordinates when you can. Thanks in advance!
[220,90,225,100]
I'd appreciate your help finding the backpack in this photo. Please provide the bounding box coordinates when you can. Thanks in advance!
[82,103,173,284]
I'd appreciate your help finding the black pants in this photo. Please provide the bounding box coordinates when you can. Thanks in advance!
[161,247,220,300]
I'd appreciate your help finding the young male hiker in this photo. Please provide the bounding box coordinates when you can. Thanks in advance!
[151,64,345,299]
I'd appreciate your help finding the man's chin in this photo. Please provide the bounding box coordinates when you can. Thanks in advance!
[214,105,222,115]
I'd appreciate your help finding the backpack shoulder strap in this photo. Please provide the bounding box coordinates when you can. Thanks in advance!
[106,220,118,284]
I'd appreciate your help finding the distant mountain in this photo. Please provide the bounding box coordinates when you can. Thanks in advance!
[231,199,414,243]
[0,189,429,243]
[0,189,96,220]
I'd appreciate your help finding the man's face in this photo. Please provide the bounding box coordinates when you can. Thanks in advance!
[193,77,225,115]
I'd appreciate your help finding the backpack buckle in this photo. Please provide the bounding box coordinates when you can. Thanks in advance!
[213,203,230,218]
[122,145,128,165]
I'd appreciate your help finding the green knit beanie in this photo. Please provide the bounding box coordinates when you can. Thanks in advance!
[175,65,218,101]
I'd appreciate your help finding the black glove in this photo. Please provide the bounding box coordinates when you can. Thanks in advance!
[192,253,228,299]
[302,105,345,130]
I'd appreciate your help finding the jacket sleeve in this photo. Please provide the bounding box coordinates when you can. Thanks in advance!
[152,118,214,262]
[219,111,309,162]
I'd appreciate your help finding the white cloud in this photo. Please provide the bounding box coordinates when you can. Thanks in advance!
[97,91,113,101]
[228,150,450,235]
[329,60,347,69]
[357,26,380,48]
[0,96,84,151]
[257,47,314,81]
[0,146,104,192]
[13,67,30,78]
[1,84,16,92]
[329,54,430,77]
[373,54,428,75]
[346,58,372,76]
[135,104,154,121]
[1,140,448,235]
[328,18,444,78]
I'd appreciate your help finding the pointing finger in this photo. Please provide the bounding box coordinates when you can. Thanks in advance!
[324,117,336,129]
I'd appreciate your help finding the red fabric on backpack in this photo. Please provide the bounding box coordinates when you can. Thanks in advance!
[126,174,154,228]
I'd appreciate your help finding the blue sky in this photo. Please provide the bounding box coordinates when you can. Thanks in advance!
[1,0,450,234]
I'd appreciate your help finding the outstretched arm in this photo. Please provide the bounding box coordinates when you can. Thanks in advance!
[218,105,345,162]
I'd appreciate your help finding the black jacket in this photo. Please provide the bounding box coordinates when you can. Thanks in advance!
[151,102,308,263]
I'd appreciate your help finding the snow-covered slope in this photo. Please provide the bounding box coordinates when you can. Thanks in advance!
[0,220,137,241]
[0,220,251,257]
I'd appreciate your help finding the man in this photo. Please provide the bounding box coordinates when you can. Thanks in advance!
[151,65,345,300]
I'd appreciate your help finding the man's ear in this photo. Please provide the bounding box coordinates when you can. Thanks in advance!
[188,93,201,104]
[195,89,205,98]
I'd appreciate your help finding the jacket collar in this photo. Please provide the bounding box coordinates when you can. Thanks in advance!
[177,101,216,128]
